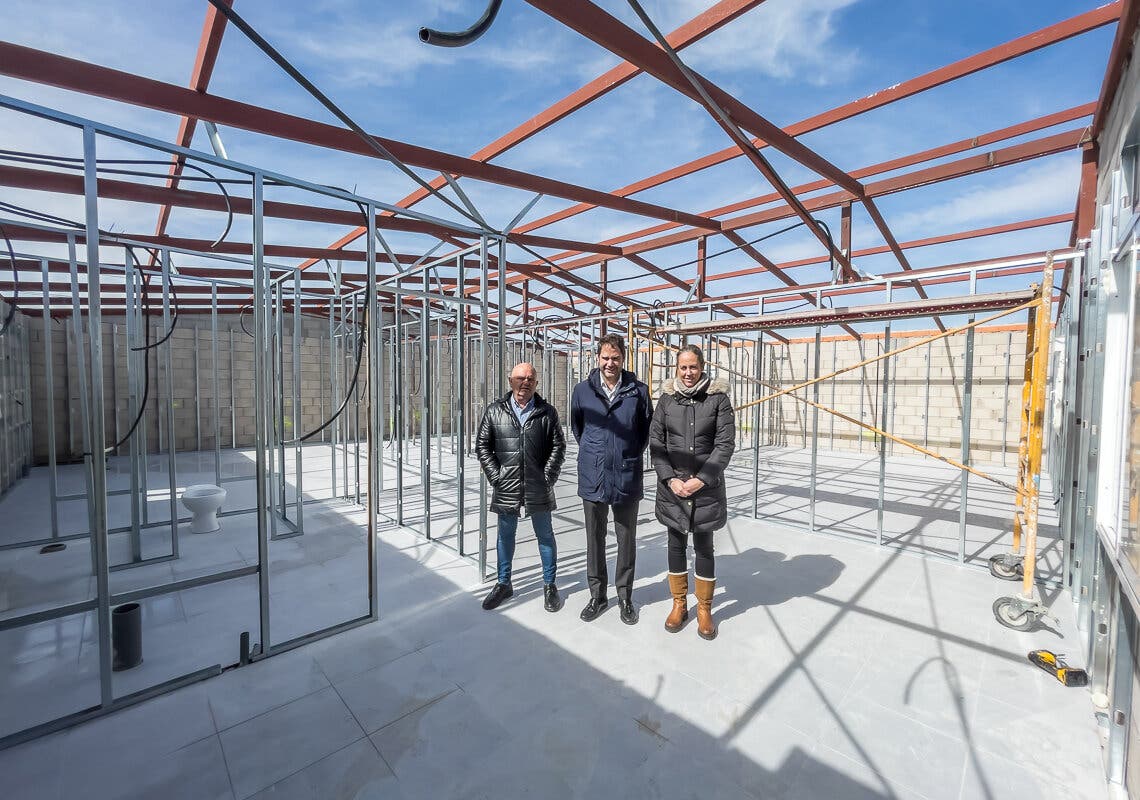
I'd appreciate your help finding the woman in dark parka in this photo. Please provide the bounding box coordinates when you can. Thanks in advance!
[649,345,736,640]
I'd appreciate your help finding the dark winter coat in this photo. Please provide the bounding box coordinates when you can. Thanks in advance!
[649,377,736,533]
[570,369,653,505]
[476,392,566,516]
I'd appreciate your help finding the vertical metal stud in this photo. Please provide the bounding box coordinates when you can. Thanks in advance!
[81,128,113,706]
[211,285,221,485]
[422,265,432,539]
[809,321,822,532]
[41,259,59,539]
[876,283,892,546]
[251,172,272,654]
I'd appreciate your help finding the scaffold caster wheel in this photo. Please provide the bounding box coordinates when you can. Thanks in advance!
[988,554,1023,581]
[992,597,1037,631]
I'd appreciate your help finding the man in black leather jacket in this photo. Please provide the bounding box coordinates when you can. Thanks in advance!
[476,362,567,612]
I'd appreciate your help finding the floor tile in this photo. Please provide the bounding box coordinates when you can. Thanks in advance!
[247,738,400,800]
[219,686,364,799]
[207,649,330,731]
[333,649,458,734]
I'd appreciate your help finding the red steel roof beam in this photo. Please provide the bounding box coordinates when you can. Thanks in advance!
[0,43,721,234]
[517,3,1119,239]
[536,129,1082,286]
[525,0,859,280]
[568,215,1072,305]
[151,0,232,247]
[527,107,1092,281]
[1091,0,1139,138]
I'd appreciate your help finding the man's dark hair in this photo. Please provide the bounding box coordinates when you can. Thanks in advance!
[596,333,626,357]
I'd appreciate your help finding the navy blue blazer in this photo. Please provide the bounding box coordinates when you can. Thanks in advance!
[570,368,653,505]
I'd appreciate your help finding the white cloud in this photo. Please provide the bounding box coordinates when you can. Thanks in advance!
[677,0,861,86]
[892,158,1079,235]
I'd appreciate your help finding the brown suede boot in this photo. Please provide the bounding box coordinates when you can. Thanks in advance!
[694,576,717,640]
[664,572,688,632]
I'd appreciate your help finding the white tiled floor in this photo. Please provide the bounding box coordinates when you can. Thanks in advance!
[0,441,1097,799]
[2,513,1107,799]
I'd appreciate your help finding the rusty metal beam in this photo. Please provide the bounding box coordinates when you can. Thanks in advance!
[527,0,860,278]
[541,128,1083,279]
[151,0,232,246]
[391,0,767,215]
[516,4,1117,237]
[590,102,1092,253]
[623,253,691,292]
[0,42,721,233]
[522,217,1073,315]
[527,0,860,193]
[670,289,1037,334]
[1091,0,1139,139]
[0,163,619,258]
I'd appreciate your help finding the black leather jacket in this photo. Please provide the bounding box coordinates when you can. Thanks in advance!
[476,392,566,516]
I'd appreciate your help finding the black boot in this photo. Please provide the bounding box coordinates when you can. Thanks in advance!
[579,596,608,622]
[544,583,563,612]
[481,583,513,610]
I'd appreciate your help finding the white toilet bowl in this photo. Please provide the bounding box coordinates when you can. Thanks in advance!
[181,484,227,533]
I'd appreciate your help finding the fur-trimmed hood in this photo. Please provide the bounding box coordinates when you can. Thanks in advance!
[658,376,730,397]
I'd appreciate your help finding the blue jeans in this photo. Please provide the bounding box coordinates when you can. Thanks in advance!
[496,511,557,585]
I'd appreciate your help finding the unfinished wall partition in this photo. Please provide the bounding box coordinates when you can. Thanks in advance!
[509,254,1071,584]
[0,95,512,746]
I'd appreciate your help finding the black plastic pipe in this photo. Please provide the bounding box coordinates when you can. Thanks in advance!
[419,0,503,47]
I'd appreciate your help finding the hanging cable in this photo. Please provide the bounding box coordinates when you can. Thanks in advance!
[287,200,374,443]
[83,273,154,457]
[292,286,368,443]
[127,248,181,350]
[812,218,837,308]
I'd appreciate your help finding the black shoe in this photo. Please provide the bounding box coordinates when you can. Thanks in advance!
[481,583,513,610]
[544,583,563,613]
[579,597,608,622]
[619,598,638,626]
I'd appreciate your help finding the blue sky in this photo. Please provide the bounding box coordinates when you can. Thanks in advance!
[0,0,1117,322]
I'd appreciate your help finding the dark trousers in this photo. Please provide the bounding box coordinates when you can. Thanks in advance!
[667,527,715,578]
[582,499,638,601]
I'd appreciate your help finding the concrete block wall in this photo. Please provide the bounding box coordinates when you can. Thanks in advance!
[29,313,343,463]
[739,325,1029,467]
[27,315,1025,467]
[27,314,576,464]
[0,300,33,494]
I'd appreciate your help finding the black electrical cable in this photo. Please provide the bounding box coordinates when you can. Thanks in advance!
[0,150,235,249]
[0,223,18,336]
[288,201,373,443]
[127,248,181,351]
[0,200,85,230]
[293,287,368,443]
[238,304,255,339]
[811,218,837,309]
[419,0,503,47]
[83,274,154,458]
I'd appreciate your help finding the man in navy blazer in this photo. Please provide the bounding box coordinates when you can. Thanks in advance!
[570,333,653,625]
